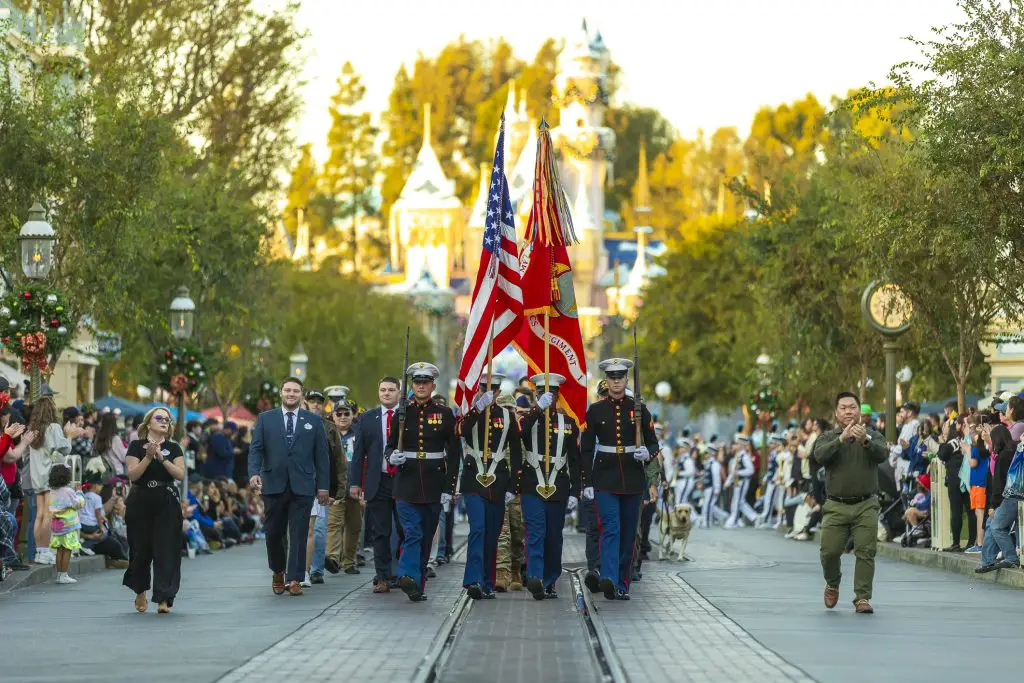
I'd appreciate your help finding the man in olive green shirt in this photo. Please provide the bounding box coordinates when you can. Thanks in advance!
[813,391,889,614]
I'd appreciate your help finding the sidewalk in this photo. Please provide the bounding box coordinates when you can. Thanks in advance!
[0,553,108,595]
[875,541,1024,589]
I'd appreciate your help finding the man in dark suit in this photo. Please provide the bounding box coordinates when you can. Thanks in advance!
[349,376,402,593]
[248,376,330,596]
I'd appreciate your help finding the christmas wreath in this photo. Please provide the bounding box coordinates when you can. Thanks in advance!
[0,284,73,375]
[243,378,280,414]
[158,345,207,395]
[748,388,781,419]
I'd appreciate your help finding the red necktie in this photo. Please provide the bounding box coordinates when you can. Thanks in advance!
[386,409,396,475]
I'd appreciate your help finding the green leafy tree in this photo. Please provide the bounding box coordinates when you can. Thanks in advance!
[321,61,380,273]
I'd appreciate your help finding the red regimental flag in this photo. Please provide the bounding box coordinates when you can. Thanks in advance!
[511,121,588,428]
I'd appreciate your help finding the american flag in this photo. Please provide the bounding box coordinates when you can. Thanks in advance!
[454,116,524,416]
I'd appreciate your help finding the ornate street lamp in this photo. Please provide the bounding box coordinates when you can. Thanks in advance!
[289,344,309,381]
[19,202,56,281]
[169,286,195,342]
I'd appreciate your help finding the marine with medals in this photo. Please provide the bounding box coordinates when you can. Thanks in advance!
[459,373,522,600]
[519,373,581,601]
[385,362,462,602]
[580,358,659,601]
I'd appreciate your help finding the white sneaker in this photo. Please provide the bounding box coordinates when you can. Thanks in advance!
[300,574,312,588]
[35,550,55,565]
[56,573,77,584]
[80,547,95,556]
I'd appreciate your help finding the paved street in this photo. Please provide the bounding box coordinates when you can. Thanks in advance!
[2,523,1022,682]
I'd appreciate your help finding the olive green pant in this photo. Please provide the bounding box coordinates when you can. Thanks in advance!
[819,497,879,602]
[327,497,363,568]
[496,495,524,572]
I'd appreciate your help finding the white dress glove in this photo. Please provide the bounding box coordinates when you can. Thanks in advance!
[567,496,578,511]
[504,491,515,504]
[441,492,452,512]
[473,391,494,412]
[582,487,594,501]
[634,446,651,462]
[536,392,554,410]
[388,451,407,466]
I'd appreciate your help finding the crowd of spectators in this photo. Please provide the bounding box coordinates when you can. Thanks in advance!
[0,375,265,582]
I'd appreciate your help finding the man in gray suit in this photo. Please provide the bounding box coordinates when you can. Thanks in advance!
[248,376,330,596]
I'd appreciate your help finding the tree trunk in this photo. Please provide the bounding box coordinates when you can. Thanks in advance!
[956,380,966,415]
[858,359,869,403]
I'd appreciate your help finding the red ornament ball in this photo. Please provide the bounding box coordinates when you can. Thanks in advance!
[21,292,31,299]
[165,350,172,358]
[49,319,59,328]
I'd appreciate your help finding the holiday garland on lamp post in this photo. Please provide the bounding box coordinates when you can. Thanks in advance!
[157,345,207,396]
[0,284,73,376]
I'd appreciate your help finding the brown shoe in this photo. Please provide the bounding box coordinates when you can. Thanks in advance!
[824,585,839,609]
[494,569,510,592]
[272,571,286,595]
[509,568,523,591]
[854,599,874,614]
[373,580,390,594]
[288,580,303,596]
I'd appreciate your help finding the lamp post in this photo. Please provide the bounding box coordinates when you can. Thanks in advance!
[655,380,671,426]
[289,344,309,382]
[862,282,913,443]
[19,203,57,401]
[168,286,195,497]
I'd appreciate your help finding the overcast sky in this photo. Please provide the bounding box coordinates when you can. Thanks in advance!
[269,0,967,163]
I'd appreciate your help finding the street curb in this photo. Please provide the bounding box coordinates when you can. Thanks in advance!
[0,554,108,595]
[875,543,1024,589]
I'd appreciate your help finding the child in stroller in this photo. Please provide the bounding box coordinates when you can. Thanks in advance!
[900,473,932,547]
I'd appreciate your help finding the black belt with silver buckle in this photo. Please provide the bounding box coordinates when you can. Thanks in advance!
[826,494,874,505]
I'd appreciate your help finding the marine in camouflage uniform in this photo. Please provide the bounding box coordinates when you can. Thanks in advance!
[495,392,525,591]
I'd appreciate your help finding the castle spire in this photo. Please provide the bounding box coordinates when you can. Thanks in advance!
[635,138,651,214]
[504,79,516,121]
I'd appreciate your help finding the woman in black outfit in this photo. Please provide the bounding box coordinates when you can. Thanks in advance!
[122,407,185,614]
[936,417,977,552]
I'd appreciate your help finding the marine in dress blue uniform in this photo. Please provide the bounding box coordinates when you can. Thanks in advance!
[519,373,581,600]
[385,362,462,602]
[459,373,522,600]
[580,358,659,601]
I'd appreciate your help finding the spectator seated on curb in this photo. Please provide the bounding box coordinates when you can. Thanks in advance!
[784,490,819,541]
[78,471,129,568]
[186,477,225,548]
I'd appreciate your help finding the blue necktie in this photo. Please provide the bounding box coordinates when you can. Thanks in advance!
[286,412,295,445]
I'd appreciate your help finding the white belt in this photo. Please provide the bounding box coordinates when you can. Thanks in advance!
[596,444,636,454]
[464,410,512,487]
[527,414,567,493]
[408,451,445,460]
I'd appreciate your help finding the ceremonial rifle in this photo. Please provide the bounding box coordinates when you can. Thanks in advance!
[396,327,410,453]
[633,326,643,448]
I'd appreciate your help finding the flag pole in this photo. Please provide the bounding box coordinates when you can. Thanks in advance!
[543,308,551,475]
[482,321,495,464]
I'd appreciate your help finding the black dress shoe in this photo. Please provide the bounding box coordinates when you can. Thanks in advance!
[599,577,616,601]
[426,567,437,578]
[526,576,545,601]
[482,591,496,599]
[996,559,1021,570]
[631,569,642,582]
[584,570,600,594]
[344,566,360,575]
[615,591,630,601]
[942,545,963,553]
[325,558,341,574]
[399,575,423,602]
[544,587,558,599]
[466,583,484,600]
[975,564,999,574]
[310,572,325,584]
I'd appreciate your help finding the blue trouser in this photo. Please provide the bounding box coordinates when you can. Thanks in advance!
[982,497,1019,566]
[595,491,642,592]
[396,500,442,588]
[25,493,36,559]
[462,494,505,591]
[521,494,569,589]
[262,489,314,582]
[310,512,328,575]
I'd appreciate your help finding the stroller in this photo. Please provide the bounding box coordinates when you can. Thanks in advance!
[877,461,910,542]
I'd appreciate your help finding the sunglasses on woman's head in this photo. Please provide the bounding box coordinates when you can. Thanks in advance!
[152,415,170,424]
